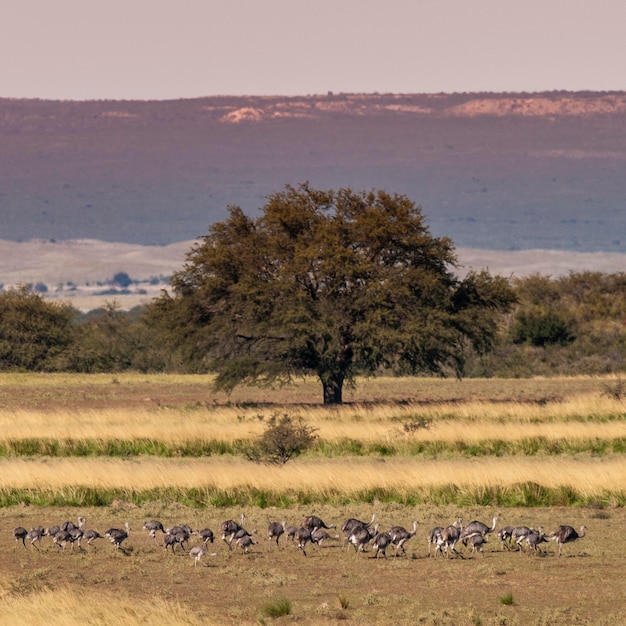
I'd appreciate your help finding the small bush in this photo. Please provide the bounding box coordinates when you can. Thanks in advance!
[112,271,132,287]
[402,416,432,433]
[246,413,317,465]
[337,594,350,610]
[601,378,626,401]
[262,597,292,618]
[512,308,575,347]
[499,593,514,606]
[590,510,611,520]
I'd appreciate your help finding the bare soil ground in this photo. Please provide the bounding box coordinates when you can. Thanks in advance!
[0,372,613,414]
[1,503,624,625]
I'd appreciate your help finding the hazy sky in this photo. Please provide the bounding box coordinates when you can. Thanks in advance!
[2,0,625,100]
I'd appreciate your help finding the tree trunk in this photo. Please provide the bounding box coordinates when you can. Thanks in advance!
[322,374,344,405]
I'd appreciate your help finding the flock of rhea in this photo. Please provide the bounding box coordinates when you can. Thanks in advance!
[11,513,587,565]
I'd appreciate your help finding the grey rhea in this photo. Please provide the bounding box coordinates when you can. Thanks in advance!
[303,515,336,531]
[460,516,498,544]
[372,531,393,559]
[388,520,419,557]
[267,521,285,547]
[105,522,131,550]
[549,525,586,556]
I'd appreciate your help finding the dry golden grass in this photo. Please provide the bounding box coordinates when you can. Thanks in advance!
[0,407,258,442]
[0,455,624,498]
[0,392,624,444]
[0,587,205,626]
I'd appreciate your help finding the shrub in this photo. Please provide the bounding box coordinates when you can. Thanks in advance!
[112,271,132,287]
[512,308,575,347]
[601,378,626,401]
[246,413,317,465]
[262,597,292,618]
[499,593,514,606]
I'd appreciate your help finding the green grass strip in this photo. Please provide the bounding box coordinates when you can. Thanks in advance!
[0,483,624,509]
[1,437,626,458]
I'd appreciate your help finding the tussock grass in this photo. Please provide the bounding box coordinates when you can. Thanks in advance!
[0,407,265,442]
[499,592,514,606]
[0,587,205,626]
[261,597,292,618]
[0,395,624,447]
[1,434,624,459]
[0,456,624,502]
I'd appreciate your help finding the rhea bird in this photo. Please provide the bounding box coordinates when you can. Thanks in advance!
[468,532,488,555]
[267,521,285,547]
[437,518,465,559]
[341,513,377,547]
[221,513,247,550]
[427,525,444,558]
[83,528,104,547]
[295,527,314,557]
[284,524,298,542]
[143,520,165,542]
[163,525,194,553]
[459,516,498,545]
[13,526,28,548]
[236,534,257,554]
[303,515,336,531]
[52,529,74,551]
[348,523,379,556]
[311,527,339,549]
[511,526,533,551]
[52,527,84,552]
[105,522,131,550]
[388,520,419,556]
[25,526,46,550]
[497,525,515,550]
[189,545,207,566]
[61,516,86,533]
[198,527,215,545]
[524,527,548,554]
[372,531,393,559]
[549,524,586,556]
[189,545,218,566]
[45,525,61,540]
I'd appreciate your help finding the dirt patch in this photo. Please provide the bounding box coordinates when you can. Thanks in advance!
[1,504,624,625]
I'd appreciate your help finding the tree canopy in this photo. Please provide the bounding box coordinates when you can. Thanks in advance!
[0,286,76,370]
[162,183,517,403]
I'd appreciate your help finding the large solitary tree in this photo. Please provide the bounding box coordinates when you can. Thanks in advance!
[164,183,516,404]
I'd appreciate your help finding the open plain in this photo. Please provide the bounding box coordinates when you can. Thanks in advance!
[0,373,624,624]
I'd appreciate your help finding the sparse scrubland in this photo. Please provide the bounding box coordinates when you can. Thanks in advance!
[0,374,625,624]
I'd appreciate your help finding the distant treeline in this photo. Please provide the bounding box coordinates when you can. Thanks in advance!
[2,271,626,379]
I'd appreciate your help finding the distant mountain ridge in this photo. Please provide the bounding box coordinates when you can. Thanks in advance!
[2,92,625,252]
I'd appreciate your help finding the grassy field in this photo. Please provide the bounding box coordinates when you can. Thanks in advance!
[0,373,625,624]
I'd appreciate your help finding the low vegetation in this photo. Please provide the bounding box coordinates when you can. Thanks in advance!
[244,413,318,465]
[0,373,624,624]
[0,588,205,626]
[0,374,624,509]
